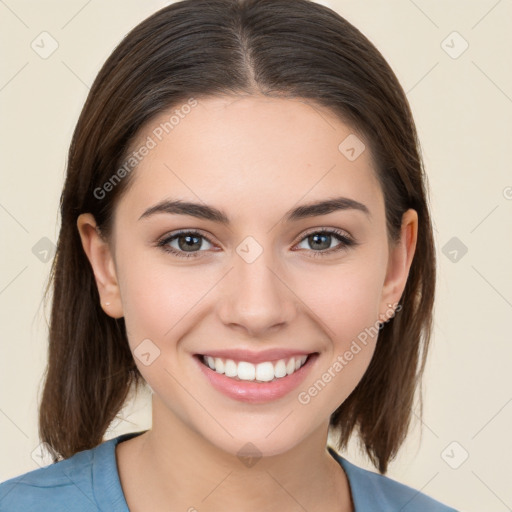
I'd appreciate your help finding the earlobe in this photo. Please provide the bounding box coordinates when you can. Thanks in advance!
[76,213,124,319]
[380,209,418,314]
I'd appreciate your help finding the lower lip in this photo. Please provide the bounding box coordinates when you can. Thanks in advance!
[194,354,318,404]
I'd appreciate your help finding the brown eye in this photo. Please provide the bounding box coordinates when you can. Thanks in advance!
[294,229,356,257]
[157,230,214,258]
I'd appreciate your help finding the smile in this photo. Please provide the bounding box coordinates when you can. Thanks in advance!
[200,354,309,382]
[194,351,319,403]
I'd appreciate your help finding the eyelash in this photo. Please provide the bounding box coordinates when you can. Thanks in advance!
[156,228,357,259]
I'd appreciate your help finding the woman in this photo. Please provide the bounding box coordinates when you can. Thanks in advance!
[0,0,458,510]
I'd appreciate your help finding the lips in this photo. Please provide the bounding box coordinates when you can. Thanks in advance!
[194,350,319,403]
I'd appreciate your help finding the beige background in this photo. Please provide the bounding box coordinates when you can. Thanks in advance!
[1,1,511,511]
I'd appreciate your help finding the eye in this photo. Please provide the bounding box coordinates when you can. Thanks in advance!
[156,228,357,259]
[157,230,215,259]
[293,228,356,257]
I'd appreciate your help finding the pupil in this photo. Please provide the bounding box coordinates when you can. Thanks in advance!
[179,235,201,251]
[310,233,330,250]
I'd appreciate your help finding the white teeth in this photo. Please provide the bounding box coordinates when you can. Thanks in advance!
[274,359,287,378]
[214,357,224,374]
[224,359,238,377]
[255,362,274,382]
[202,355,310,382]
[238,361,256,380]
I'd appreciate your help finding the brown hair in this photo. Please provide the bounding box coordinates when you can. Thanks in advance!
[39,0,435,474]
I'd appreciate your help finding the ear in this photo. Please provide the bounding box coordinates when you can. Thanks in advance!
[76,213,124,319]
[379,209,418,319]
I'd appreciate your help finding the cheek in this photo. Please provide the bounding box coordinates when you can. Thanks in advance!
[116,257,211,399]
[116,251,217,346]
[292,257,386,409]
[295,260,385,344]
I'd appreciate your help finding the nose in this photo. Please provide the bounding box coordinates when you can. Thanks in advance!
[216,242,297,338]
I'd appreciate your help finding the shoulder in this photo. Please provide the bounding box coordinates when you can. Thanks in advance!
[328,447,459,512]
[0,432,143,512]
[0,448,97,511]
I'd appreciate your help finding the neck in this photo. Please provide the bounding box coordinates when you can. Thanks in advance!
[118,395,353,512]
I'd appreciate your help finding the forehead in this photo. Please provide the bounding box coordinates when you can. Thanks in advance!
[116,95,384,224]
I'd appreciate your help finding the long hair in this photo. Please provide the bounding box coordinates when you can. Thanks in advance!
[39,0,435,474]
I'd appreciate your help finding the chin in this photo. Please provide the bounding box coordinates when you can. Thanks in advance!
[196,418,313,461]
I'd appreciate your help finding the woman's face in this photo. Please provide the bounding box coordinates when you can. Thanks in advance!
[79,94,416,457]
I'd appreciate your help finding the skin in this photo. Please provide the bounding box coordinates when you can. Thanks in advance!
[77,94,417,512]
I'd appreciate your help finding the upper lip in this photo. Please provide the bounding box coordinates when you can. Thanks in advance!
[196,348,316,364]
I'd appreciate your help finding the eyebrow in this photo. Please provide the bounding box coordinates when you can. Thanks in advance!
[138,196,371,224]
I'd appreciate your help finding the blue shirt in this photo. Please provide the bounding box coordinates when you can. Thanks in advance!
[0,430,458,511]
